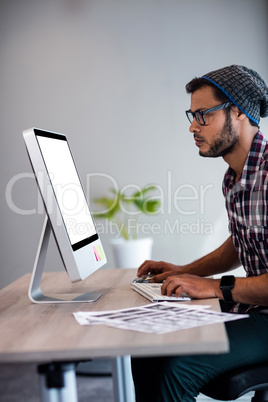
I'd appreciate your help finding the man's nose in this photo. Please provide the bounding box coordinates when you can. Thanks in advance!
[189,118,201,133]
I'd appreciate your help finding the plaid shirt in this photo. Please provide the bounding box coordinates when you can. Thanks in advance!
[223,131,268,313]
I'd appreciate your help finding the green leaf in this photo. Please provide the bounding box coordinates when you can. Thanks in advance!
[92,184,161,239]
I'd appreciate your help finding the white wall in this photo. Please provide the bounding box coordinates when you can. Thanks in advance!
[1,0,268,288]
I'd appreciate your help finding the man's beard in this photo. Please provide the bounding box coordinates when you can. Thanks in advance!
[198,112,239,158]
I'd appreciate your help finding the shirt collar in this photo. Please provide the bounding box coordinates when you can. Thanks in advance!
[240,131,266,188]
[224,131,266,190]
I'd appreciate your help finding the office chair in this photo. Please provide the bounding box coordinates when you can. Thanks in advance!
[201,361,268,401]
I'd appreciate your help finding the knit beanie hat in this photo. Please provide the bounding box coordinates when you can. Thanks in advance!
[202,65,268,125]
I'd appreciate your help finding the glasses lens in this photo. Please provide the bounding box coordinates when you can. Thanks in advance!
[186,110,206,125]
[186,110,193,124]
[195,112,205,125]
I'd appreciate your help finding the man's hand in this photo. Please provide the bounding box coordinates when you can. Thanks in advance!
[137,238,241,284]
[137,260,184,283]
[161,274,220,299]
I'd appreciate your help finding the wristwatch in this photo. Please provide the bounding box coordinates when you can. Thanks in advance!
[220,275,235,303]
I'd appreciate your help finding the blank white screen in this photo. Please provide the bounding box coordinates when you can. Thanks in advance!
[37,134,96,247]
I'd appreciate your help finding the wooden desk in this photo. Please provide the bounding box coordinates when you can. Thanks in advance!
[0,269,229,401]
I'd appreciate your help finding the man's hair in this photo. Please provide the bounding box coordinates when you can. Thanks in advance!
[185,76,258,127]
[186,78,229,103]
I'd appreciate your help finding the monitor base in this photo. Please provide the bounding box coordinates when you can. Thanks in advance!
[29,291,103,304]
[28,217,102,304]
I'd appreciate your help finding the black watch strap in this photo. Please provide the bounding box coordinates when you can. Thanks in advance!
[221,287,233,303]
[220,275,235,303]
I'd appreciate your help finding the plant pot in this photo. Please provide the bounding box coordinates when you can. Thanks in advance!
[109,237,153,268]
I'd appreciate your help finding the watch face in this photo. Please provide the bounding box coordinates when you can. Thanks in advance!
[220,275,235,287]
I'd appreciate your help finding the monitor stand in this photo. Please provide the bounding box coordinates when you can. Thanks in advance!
[28,216,102,304]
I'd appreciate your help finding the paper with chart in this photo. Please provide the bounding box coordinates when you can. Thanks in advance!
[73,302,248,334]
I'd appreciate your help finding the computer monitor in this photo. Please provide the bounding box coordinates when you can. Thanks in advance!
[23,127,107,303]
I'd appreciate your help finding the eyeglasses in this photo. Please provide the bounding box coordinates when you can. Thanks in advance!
[185,102,232,126]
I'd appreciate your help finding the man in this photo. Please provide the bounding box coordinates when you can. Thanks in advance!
[131,65,268,401]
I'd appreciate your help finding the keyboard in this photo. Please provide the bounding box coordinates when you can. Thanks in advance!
[131,282,191,302]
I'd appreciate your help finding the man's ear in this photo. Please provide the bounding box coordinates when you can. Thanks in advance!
[233,106,247,121]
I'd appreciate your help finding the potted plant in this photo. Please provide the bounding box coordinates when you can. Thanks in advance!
[93,185,161,268]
